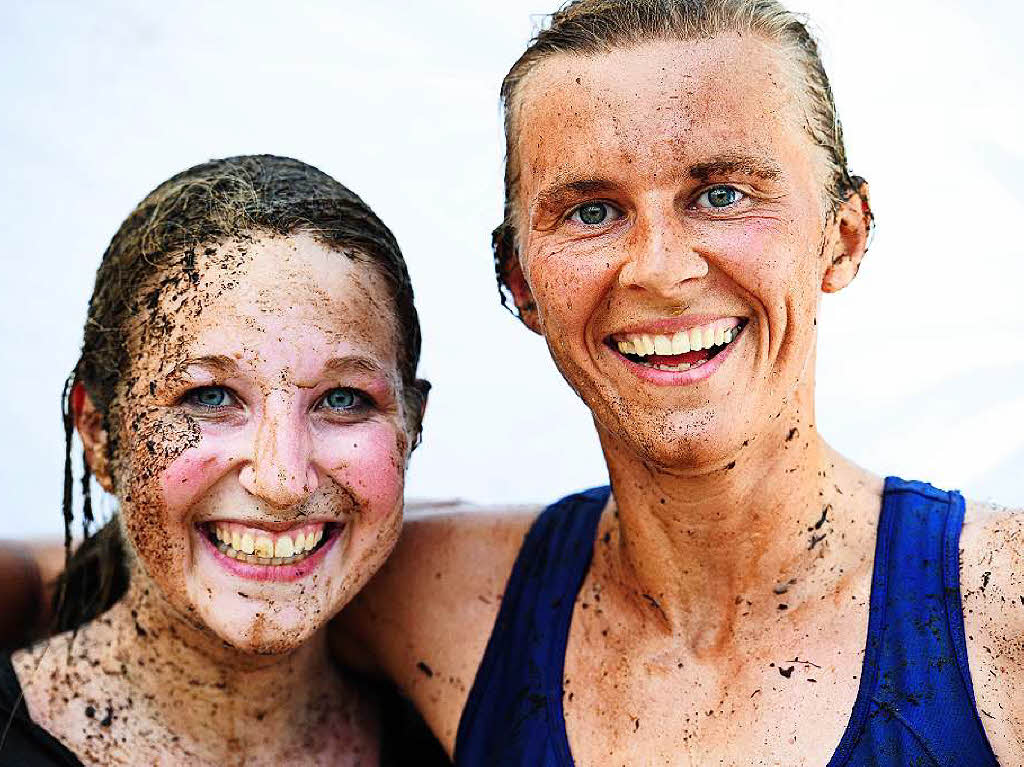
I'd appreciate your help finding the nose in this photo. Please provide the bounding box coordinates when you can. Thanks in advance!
[618,204,709,297]
[238,393,319,510]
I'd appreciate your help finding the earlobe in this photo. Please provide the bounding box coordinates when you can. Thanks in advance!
[822,179,872,294]
[72,383,114,493]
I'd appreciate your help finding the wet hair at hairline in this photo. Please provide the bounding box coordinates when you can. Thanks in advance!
[53,154,429,634]
[492,0,869,315]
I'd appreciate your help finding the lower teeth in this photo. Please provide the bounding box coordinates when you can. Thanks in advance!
[643,358,709,372]
[216,541,315,566]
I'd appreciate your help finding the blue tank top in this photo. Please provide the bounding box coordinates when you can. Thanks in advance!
[455,477,999,766]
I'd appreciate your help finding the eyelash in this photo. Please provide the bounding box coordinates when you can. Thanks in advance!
[694,185,747,211]
[318,387,373,414]
[568,201,623,227]
[182,386,236,411]
[178,386,374,415]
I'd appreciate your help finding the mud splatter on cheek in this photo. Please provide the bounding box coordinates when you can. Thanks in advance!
[115,403,203,584]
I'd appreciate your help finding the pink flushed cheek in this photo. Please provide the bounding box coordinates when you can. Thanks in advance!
[159,435,239,513]
[321,426,404,524]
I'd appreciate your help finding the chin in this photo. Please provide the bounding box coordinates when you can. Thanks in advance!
[202,604,327,655]
[604,403,750,471]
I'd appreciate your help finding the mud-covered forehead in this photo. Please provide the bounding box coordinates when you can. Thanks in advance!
[512,36,827,219]
[119,230,401,396]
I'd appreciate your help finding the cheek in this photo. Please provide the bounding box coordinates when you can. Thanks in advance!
[318,423,405,524]
[700,216,824,319]
[116,410,205,580]
[530,244,617,331]
[160,430,247,513]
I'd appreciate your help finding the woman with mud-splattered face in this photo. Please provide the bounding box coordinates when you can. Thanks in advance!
[3,155,439,765]
[331,2,1024,765]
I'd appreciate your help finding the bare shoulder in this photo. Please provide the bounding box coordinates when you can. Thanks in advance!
[961,498,1024,612]
[338,499,541,754]
[960,498,1024,760]
[12,627,103,736]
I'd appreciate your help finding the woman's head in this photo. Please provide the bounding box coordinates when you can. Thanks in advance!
[62,155,428,653]
[494,0,872,468]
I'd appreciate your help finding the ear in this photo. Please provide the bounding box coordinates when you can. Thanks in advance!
[822,178,872,294]
[494,223,541,334]
[504,256,542,334]
[72,382,114,493]
[406,379,432,454]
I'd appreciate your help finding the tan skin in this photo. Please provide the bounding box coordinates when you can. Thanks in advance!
[341,35,1024,765]
[14,233,416,766]
[10,35,1024,766]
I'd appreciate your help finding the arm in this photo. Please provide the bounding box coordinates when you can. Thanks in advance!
[0,540,64,649]
[960,501,1024,761]
[332,501,538,756]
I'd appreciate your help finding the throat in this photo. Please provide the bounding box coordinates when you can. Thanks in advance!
[597,433,870,639]
[95,573,353,753]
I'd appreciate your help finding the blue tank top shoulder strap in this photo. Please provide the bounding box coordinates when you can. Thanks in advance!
[455,486,608,766]
[456,478,998,767]
[828,477,998,766]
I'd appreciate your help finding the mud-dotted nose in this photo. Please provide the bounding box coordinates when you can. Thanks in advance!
[618,213,709,297]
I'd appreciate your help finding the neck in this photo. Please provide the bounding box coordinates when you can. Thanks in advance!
[596,392,876,655]
[94,569,359,758]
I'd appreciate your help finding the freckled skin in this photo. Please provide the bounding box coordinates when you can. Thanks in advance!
[15,232,412,765]
[343,35,1023,766]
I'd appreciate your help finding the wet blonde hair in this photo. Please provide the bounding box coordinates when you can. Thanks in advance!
[493,0,865,313]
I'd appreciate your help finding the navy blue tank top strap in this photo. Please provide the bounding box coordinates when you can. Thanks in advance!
[828,477,998,766]
[455,486,608,767]
[456,478,998,767]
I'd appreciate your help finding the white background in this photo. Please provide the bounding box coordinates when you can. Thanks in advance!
[1,0,1022,539]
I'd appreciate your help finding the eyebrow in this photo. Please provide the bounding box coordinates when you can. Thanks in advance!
[689,153,783,182]
[171,355,238,378]
[322,356,386,377]
[532,179,618,215]
[293,356,391,391]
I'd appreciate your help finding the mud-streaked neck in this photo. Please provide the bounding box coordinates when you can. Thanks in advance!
[594,392,870,653]
[96,568,360,759]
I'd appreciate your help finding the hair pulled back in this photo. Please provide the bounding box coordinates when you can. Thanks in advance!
[493,0,867,314]
[54,154,428,634]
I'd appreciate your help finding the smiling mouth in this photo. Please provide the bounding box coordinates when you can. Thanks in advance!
[608,318,747,372]
[201,521,339,567]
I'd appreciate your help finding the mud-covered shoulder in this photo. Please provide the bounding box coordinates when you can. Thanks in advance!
[335,501,541,755]
[10,622,112,746]
[960,499,1024,761]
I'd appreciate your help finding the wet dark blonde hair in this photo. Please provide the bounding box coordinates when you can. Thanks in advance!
[54,155,429,633]
[493,0,866,314]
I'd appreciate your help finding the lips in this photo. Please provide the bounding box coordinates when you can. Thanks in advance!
[196,520,345,583]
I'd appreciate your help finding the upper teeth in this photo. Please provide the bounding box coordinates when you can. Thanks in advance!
[615,320,742,357]
[212,522,325,560]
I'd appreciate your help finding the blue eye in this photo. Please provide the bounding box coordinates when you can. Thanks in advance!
[698,186,744,209]
[571,202,619,226]
[322,388,360,411]
[185,386,233,409]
